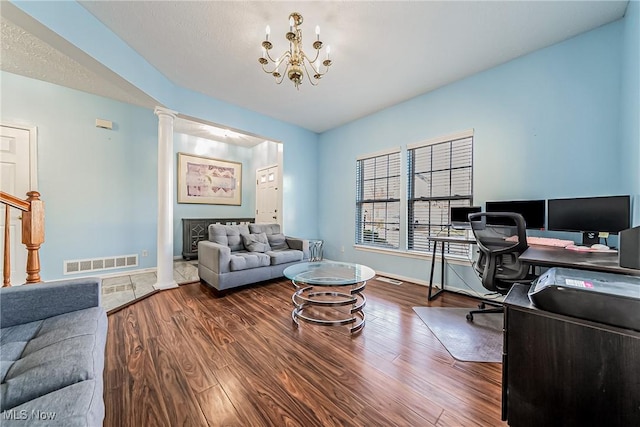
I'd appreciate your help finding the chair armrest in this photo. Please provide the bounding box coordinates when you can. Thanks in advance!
[198,240,231,274]
[0,278,102,328]
[286,237,310,260]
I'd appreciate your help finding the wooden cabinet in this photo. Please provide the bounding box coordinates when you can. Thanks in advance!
[181,218,254,260]
[503,284,640,426]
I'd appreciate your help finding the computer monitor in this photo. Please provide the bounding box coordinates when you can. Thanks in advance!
[548,195,630,245]
[450,206,482,229]
[485,199,546,229]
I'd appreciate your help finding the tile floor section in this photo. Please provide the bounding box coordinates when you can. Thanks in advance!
[101,260,199,312]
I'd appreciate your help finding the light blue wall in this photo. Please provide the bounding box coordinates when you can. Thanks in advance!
[1,71,158,280]
[10,0,321,241]
[318,19,629,286]
[1,71,319,281]
[172,134,256,258]
[620,0,640,225]
[169,88,319,239]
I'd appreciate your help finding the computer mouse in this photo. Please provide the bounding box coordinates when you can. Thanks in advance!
[590,244,610,251]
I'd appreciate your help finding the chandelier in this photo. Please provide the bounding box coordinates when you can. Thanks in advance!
[258,12,332,89]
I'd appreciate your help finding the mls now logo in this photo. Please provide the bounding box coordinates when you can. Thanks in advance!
[1,409,57,421]
[31,410,57,420]
[1,410,28,420]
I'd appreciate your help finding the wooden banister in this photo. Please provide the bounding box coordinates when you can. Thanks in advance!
[1,191,45,286]
[0,192,30,211]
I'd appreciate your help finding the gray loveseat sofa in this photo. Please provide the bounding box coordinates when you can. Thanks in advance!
[198,223,309,291]
[0,278,107,426]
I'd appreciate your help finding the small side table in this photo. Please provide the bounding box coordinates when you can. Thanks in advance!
[309,239,324,261]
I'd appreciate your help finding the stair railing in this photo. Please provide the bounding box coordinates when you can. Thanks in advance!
[1,191,44,286]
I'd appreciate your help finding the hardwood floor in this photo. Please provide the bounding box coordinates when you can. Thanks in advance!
[104,278,506,426]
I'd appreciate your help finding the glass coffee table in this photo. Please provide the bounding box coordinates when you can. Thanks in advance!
[284,261,375,333]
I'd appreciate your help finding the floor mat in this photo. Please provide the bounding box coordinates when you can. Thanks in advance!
[413,307,503,363]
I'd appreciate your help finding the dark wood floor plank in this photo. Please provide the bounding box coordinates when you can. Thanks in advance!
[168,311,221,393]
[105,277,507,427]
[117,307,172,427]
[195,384,244,427]
[148,335,210,426]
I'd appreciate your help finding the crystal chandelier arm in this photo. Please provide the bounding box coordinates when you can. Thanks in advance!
[302,52,323,75]
[301,60,321,86]
[302,52,330,81]
[302,48,321,66]
[261,51,291,75]
[264,48,286,64]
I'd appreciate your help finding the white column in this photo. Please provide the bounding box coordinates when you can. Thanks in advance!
[154,106,179,290]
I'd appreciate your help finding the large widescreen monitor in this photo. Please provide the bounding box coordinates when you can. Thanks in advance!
[547,195,630,235]
[485,199,546,229]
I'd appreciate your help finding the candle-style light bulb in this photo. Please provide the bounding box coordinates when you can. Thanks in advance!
[265,25,270,41]
[262,46,266,59]
[315,25,320,41]
[326,45,331,60]
[289,17,294,31]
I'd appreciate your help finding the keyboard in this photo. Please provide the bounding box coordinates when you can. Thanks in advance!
[526,236,574,247]
[505,236,574,247]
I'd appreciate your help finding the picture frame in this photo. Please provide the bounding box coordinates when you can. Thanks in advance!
[177,152,242,205]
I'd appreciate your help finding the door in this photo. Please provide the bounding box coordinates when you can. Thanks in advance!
[1,125,33,285]
[255,165,279,223]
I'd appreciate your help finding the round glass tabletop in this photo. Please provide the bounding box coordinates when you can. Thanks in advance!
[284,261,375,285]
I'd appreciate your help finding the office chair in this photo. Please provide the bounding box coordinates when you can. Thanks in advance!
[466,212,536,321]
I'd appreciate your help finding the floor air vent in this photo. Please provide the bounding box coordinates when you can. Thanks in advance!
[376,276,403,285]
[64,254,138,275]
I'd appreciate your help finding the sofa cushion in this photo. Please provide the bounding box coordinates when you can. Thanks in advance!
[1,320,44,382]
[267,249,304,265]
[266,233,289,250]
[229,252,271,271]
[249,223,281,236]
[0,307,106,411]
[241,233,271,253]
[209,224,249,251]
[3,380,104,427]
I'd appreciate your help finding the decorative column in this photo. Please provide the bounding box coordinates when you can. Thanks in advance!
[154,107,179,290]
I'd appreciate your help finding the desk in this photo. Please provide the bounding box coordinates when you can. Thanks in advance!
[427,236,476,300]
[502,284,640,426]
[520,245,640,276]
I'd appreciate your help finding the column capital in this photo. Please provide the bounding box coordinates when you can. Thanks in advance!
[154,106,178,118]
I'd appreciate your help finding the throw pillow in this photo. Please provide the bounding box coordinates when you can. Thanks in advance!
[267,233,289,250]
[241,233,272,253]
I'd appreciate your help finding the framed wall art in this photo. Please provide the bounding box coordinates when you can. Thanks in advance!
[177,153,242,205]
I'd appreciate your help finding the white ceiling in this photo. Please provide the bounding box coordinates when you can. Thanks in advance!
[1,1,630,134]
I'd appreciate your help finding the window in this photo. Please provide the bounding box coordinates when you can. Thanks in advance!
[408,132,474,255]
[355,149,401,249]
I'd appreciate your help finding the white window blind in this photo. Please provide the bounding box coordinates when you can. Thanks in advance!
[408,135,473,255]
[355,151,401,249]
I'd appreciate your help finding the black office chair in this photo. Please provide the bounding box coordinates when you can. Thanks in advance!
[466,212,536,321]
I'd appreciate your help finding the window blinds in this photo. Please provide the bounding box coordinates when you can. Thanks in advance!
[355,151,401,249]
[408,136,474,255]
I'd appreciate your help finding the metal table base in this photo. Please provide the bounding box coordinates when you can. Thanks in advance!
[291,279,367,333]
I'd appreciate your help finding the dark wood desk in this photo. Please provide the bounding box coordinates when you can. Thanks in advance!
[427,236,476,300]
[503,284,640,426]
[520,245,640,276]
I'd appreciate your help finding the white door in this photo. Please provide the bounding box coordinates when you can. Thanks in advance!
[0,125,33,285]
[256,165,279,223]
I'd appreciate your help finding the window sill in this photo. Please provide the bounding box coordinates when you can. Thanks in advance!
[353,244,473,266]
